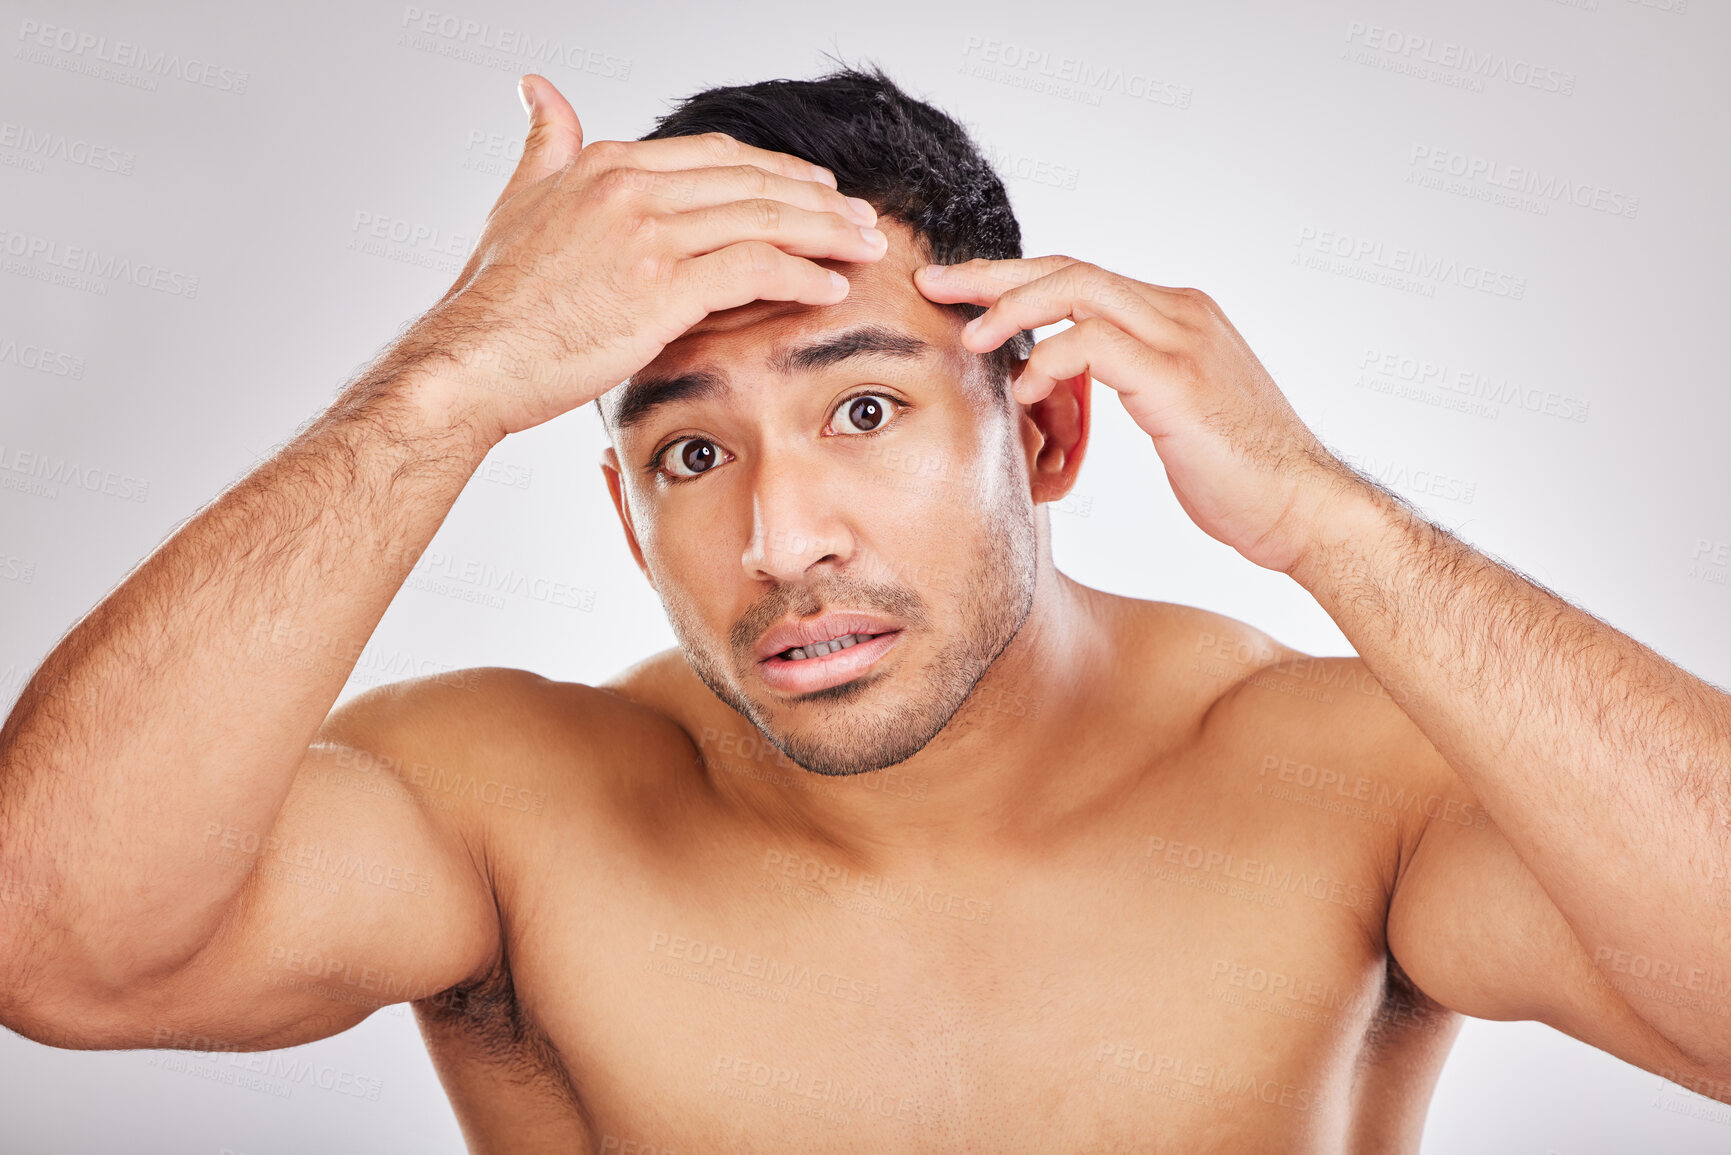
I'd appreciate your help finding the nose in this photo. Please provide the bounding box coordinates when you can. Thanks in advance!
[739,453,853,584]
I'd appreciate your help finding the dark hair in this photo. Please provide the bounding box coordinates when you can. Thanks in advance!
[623,63,1034,406]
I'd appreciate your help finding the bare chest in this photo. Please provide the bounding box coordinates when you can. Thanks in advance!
[429,795,1445,1154]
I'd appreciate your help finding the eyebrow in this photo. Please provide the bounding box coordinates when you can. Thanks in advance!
[769,324,930,373]
[610,369,729,432]
[612,324,931,432]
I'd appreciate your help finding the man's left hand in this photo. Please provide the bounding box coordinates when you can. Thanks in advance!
[916,255,1360,574]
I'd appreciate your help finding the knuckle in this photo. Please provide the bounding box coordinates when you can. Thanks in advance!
[748,198,783,232]
[633,251,678,287]
[699,132,739,160]
[1007,281,1054,315]
[579,139,628,169]
[737,240,782,277]
[1097,280,1143,314]
[738,165,773,196]
[521,123,552,158]
[1169,349,1205,386]
[619,211,659,242]
[1073,317,1114,344]
[594,164,639,200]
[1179,285,1218,312]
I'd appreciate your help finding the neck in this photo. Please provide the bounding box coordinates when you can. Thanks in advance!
[720,556,1116,873]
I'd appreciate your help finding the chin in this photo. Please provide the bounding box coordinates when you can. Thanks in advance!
[738,625,1026,778]
[763,704,941,778]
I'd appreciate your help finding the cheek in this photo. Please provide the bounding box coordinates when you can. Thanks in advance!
[635,498,731,586]
[856,488,979,604]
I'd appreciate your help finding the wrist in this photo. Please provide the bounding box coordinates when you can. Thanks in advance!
[323,356,505,476]
[1283,470,1411,597]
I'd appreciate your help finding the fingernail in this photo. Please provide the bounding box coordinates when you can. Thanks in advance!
[517,76,535,118]
[844,196,877,225]
[860,226,886,250]
[813,165,837,188]
[828,271,849,296]
[963,316,982,339]
[922,263,947,279]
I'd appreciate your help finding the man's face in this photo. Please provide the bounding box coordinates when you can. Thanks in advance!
[603,221,1038,776]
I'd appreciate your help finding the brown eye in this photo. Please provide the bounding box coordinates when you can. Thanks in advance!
[834,394,896,434]
[662,438,721,478]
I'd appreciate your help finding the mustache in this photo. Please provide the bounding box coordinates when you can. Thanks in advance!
[729,575,931,658]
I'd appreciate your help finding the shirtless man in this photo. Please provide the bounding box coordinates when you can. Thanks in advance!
[2,65,1728,1154]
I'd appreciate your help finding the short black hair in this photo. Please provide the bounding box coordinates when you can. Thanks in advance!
[600,63,1033,432]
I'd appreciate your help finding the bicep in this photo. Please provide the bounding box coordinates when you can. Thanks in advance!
[84,718,500,1052]
[1388,780,1713,1093]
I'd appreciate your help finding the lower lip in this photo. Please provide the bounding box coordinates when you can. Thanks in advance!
[757,631,902,694]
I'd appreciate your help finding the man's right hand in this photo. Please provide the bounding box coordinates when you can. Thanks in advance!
[406,73,889,441]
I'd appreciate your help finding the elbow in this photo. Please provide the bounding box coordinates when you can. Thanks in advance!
[1655,1035,1731,1106]
[0,985,152,1051]
[0,928,202,1051]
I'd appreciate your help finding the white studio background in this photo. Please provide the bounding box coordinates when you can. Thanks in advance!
[2,0,1727,1151]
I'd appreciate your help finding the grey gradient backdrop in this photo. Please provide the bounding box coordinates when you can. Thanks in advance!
[2,0,1728,1151]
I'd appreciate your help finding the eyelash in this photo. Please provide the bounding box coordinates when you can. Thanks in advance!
[646,391,907,485]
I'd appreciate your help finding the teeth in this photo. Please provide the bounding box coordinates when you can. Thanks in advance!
[781,632,876,661]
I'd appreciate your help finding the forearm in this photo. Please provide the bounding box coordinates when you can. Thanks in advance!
[1291,480,1731,1061]
[0,353,496,983]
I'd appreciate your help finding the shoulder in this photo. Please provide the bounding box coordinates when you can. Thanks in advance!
[1146,599,1479,904]
[321,665,685,762]
[1162,596,1435,778]
[315,665,707,834]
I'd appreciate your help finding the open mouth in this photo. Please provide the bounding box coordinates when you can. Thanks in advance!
[772,631,893,662]
[757,628,903,693]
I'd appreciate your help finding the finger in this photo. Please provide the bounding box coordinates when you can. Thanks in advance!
[961,264,1187,355]
[497,74,584,207]
[675,241,852,314]
[914,256,1081,306]
[1012,317,1170,411]
[659,200,888,263]
[612,132,838,189]
[647,165,876,227]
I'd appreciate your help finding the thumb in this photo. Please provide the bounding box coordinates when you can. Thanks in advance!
[501,73,583,201]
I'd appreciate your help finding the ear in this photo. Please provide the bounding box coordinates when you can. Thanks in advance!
[1013,366,1091,505]
[600,447,655,589]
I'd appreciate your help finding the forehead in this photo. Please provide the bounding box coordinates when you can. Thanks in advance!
[636,219,963,379]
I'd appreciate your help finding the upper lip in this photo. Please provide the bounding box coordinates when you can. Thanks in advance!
[754,612,903,662]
